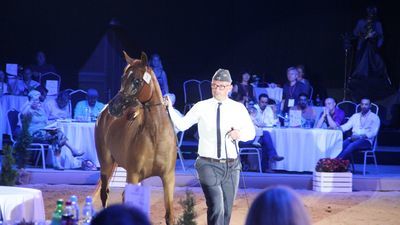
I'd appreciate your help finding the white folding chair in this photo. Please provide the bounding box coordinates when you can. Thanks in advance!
[40,72,61,96]
[69,89,87,118]
[7,109,53,169]
[337,100,357,120]
[353,103,379,175]
[239,147,262,173]
[356,102,379,114]
[199,80,212,100]
[183,79,201,113]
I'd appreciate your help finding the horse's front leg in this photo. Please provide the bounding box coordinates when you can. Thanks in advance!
[162,172,175,225]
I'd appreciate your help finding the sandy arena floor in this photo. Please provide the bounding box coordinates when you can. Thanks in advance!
[20,184,400,225]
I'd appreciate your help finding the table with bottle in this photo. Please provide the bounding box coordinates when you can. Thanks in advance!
[263,126,343,172]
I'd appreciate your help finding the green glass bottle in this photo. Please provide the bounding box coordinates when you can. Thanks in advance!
[51,199,64,225]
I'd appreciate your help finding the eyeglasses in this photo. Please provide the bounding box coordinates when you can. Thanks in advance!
[211,84,231,90]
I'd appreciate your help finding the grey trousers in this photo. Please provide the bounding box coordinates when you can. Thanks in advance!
[195,157,241,225]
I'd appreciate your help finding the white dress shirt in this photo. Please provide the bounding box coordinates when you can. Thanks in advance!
[340,111,380,144]
[168,97,255,159]
[254,104,278,127]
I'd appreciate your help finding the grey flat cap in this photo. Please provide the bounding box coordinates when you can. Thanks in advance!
[212,69,232,82]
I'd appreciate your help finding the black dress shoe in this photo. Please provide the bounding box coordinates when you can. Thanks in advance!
[73,151,84,157]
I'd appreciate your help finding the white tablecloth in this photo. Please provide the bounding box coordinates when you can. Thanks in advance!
[254,87,283,102]
[0,186,45,223]
[264,128,342,172]
[57,121,99,167]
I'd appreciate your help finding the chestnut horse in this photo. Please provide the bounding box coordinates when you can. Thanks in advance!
[94,52,176,224]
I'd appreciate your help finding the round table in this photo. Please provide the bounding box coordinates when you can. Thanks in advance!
[0,186,45,223]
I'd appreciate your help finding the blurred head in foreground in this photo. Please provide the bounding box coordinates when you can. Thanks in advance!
[245,186,311,225]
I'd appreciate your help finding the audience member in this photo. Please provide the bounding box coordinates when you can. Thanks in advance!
[47,90,72,121]
[281,67,308,114]
[30,51,57,81]
[315,97,345,129]
[231,72,256,105]
[254,94,279,127]
[0,70,11,95]
[149,53,169,95]
[245,185,311,225]
[296,65,312,97]
[74,88,105,120]
[35,85,49,103]
[91,204,151,225]
[336,98,380,159]
[20,85,50,115]
[241,94,283,172]
[291,93,316,128]
[11,67,40,95]
[22,90,83,170]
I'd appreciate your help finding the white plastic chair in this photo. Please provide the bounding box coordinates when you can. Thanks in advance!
[7,109,53,169]
[69,89,87,118]
[40,72,61,96]
[354,102,379,175]
[183,79,201,113]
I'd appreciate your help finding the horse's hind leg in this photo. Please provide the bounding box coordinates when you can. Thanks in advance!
[99,161,115,207]
[162,172,176,225]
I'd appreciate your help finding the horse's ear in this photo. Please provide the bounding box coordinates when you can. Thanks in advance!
[140,52,148,65]
[123,51,134,65]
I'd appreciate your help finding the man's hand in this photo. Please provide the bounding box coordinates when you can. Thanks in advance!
[229,129,240,140]
[164,95,172,108]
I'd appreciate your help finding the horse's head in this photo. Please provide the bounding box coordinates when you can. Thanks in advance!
[108,51,162,118]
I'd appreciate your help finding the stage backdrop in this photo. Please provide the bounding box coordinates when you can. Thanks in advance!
[1,0,399,108]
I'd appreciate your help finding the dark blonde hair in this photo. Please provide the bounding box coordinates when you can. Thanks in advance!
[245,186,311,225]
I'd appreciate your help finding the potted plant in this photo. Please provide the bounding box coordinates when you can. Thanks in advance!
[313,158,352,192]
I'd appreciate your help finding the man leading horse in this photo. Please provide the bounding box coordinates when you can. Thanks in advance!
[166,69,255,225]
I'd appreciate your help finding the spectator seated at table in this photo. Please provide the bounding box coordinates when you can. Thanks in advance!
[315,97,345,129]
[336,98,380,159]
[291,93,316,128]
[22,90,84,170]
[74,88,105,121]
[0,70,12,95]
[231,71,256,105]
[30,51,57,81]
[10,67,40,96]
[245,185,311,225]
[296,64,313,97]
[241,94,283,172]
[47,90,72,121]
[281,67,308,114]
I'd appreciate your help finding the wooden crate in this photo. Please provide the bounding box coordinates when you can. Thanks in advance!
[109,167,127,188]
[313,171,352,192]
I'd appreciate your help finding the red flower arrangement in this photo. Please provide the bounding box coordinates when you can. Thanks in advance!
[315,158,350,172]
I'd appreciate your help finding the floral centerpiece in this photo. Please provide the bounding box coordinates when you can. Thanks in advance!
[313,158,352,192]
[315,158,350,172]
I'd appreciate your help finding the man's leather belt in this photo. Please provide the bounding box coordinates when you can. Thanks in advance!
[199,156,236,163]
